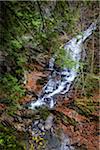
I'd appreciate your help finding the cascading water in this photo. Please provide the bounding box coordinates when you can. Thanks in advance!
[29,23,96,110]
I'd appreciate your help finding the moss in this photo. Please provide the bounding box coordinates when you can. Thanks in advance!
[37,107,51,120]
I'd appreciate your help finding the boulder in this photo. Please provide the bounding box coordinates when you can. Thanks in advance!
[44,114,53,130]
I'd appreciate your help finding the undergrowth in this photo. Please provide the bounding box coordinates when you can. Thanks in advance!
[0,124,25,150]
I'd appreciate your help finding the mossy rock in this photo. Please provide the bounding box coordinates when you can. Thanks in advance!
[36,107,51,121]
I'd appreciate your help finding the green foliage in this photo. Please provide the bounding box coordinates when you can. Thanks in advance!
[76,48,99,98]
[1,1,80,74]
[82,0,93,6]
[31,135,47,150]
[0,74,25,102]
[83,74,99,97]
[37,107,51,120]
[53,1,80,34]
[55,47,78,69]
[11,40,22,49]
[0,125,25,150]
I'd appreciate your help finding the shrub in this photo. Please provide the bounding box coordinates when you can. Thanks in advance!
[0,74,25,103]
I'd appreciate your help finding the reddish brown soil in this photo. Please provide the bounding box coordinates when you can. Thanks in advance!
[55,93,99,150]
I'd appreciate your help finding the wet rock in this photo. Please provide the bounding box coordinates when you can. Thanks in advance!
[44,114,53,130]
[60,133,74,150]
[40,119,44,123]
[33,120,39,125]
[38,123,45,132]
[38,123,43,128]
[41,126,45,131]
[45,130,61,150]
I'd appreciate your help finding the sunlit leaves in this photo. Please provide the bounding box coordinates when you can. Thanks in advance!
[55,48,78,69]
[11,40,22,49]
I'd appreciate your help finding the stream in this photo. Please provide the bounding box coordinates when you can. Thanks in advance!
[29,22,96,110]
[26,23,96,150]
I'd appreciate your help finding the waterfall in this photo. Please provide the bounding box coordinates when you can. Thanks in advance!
[29,23,96,109]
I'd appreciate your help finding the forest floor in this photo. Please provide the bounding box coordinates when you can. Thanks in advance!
[18,60,99,150]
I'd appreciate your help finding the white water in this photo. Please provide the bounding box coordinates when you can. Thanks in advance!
[29,23,96,109]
